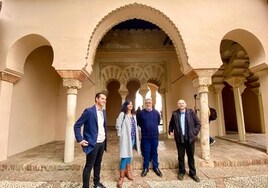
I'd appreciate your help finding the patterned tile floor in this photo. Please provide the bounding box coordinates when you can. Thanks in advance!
[0,132,268,187]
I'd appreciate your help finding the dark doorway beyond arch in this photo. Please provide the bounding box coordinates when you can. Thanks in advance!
[242,88,262,133]
[222,82,237,132]
[106,80,121,129]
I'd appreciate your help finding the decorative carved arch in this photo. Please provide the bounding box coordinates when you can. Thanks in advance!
[101,65,122,80]
[85,3,191,75]
[100,62,166,92]
[143,64,165,86]
[123,66,144,83]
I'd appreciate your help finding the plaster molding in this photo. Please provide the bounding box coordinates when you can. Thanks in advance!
[0,70,22,84]
[85,3,190,74]
[99,62,166,91]
[57,70,87,82]
[188,69,217,87]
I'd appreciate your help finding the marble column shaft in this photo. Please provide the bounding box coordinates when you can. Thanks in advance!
[193,81,210,161]
[191,69,217,161]
[213,84,226,136]
[63,79,82,163]
[225,77,246,142]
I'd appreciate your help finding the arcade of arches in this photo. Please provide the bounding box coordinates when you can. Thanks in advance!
[99,61,166,131]
[1,2,268,165]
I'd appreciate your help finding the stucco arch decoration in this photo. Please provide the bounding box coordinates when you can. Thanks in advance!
[143,64,165,86]
[85,3,191,75]
[5,34,51,76]
[223,29,266,72]
[100,63,166,92]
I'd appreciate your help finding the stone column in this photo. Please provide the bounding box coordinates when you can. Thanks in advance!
[190,69,216,161]
[118,85,128,104]
[251,87,265,133]
[254,69,268,154]
[194,84,210,161]
[63,79,82,163]
[0,71,21,161]
[139,84,149,108]
[225,76,246,142]
[148,85,157,107]
[57,70,86,163]
[213,84,226,136]
[159,89,166,134]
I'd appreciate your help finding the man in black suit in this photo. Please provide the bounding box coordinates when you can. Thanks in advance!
[169,99,201,183]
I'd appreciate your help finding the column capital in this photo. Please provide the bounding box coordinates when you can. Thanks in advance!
[0,70,22,84]
[63,79,82,94]
[225,76,245,88]
[187,69,217,93]
[213,84,225,94]
[139,84,149,97]
[118,89,128,97]
[187,69,217,82]
[57,70,87,82]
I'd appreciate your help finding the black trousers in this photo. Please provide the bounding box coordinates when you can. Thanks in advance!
[176,141,196,176]
[82,142,105,188]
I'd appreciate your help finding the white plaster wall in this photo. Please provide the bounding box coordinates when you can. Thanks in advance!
[8,46,61,156]
[166,76,196,116]
[165,51,197,129]
[1,0,268,73]
[54,83,66,141]
[0,81,14,160]
[54,78,96,141]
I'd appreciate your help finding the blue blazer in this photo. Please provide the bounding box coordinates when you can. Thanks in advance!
[74,105,107,154]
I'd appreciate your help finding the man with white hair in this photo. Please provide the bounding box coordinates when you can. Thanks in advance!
[168,99,201,182]
[138,98,162,177]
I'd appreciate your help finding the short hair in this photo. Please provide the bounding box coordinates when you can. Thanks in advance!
[95,91,107,102]
[121,100,135,114]
[145,98,152,102]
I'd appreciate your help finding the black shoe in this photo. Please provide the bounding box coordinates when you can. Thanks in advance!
[94,182,106,188]
[141,168,149,177]
[190,175,200,182]
[210,140,216,146]
[153,168,162,177]
[178,173,184,180]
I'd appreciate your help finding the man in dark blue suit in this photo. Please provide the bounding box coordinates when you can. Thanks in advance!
[74,92,107,188]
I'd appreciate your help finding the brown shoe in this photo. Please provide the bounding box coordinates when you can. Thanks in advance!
[117,170,125,188]
[125,164,134,180]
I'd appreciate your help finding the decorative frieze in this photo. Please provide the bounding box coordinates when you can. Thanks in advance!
[0,71,21,84]
[99,62,166,91]
[57,70,87,82]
